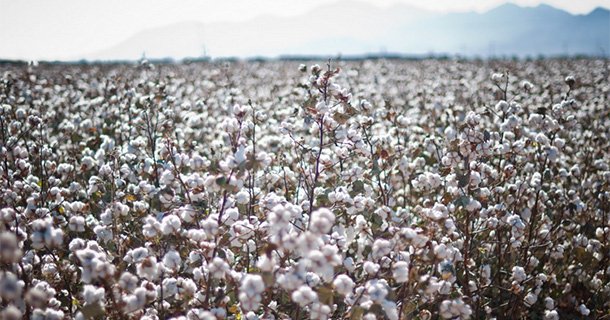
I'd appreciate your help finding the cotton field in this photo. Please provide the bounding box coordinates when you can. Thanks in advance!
[0,59,609,319]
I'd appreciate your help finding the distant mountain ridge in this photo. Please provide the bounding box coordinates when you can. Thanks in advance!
[83,2,610,60]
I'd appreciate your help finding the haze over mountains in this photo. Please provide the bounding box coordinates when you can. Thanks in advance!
[63,2,610,60]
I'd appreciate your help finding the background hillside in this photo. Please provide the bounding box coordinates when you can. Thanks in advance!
[82,2,609,60]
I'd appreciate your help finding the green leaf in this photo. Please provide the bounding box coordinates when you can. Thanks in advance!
[371,162,381,176]
[457,173,469,188]
[216,176,228,186]
[316,190,330,206]
[352,180,365,194]
[455,195,470,207]
[217,248,227,259]
[483,130,491,142]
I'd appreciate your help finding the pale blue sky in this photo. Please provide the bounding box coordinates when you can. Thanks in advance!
[1,0,608,60]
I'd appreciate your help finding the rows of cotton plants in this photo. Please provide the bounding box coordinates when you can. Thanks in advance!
[0,58,608,320]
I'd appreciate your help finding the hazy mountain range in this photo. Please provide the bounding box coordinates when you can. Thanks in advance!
[84,1,609,60]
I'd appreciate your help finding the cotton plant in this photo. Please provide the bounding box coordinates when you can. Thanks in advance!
[0,58,608,319]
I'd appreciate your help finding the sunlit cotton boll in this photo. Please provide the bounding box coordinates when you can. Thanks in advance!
[93,225,113,243]
[179,205,197,223]
[209,257,230,278]
[239,274,265,311]
[310,303,332,320]
[512,266,527,282]
[0,272,24,300]
[163,249,182,271]
[83,285,105,305]
[235,190,250,204]
[372,239,392,259]
[491,73,504,82]
[392,261,409,283]
[366,279,389,303]
[309,208,335,234]
[291,285,318,307]
[137,257,159,280]
[161,214,182,235]
[524,292,537,307]
[68,216,86,232]
[333,274,355,295]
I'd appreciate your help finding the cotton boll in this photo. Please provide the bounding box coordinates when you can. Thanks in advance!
[381,300,399,320]
[291,285,318,307]
[0,305,22,320]
[392,261,409,283]
[223,207,240,225]
[83,285,105,305]
[365,279,389,303]
[159,170,175,186]
[310,303,332,320]
[240,275,266,311]
[444,127,457,142]
[544,310,559,320]
[124,247,149,264]
[119,272,139,292]
[495,100,509,112]
[535,133,550,146]
[523,292,537,307]
[363,261,380,275]
[255,255,276,272]
[179,205,196,223]
[137,257,159,280]
[438,299,472,319]
[160,277,178,298]
[234,145,247,164]
[309,208,335,234]
[0,272,24,300]
[316,101,329,114]
[161,215,182,235]
[69,216,86,232]
[465,199,481,212]
[578,304,590,316]
[93,225,112,243]
[372,239,392,259]
[343,257,356,273]
[512,266,527,282]
[235,190,250,204]
[491,73,504,82]
[162,250,182,271]
[209,257,230,278]
[333,274,355,295]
